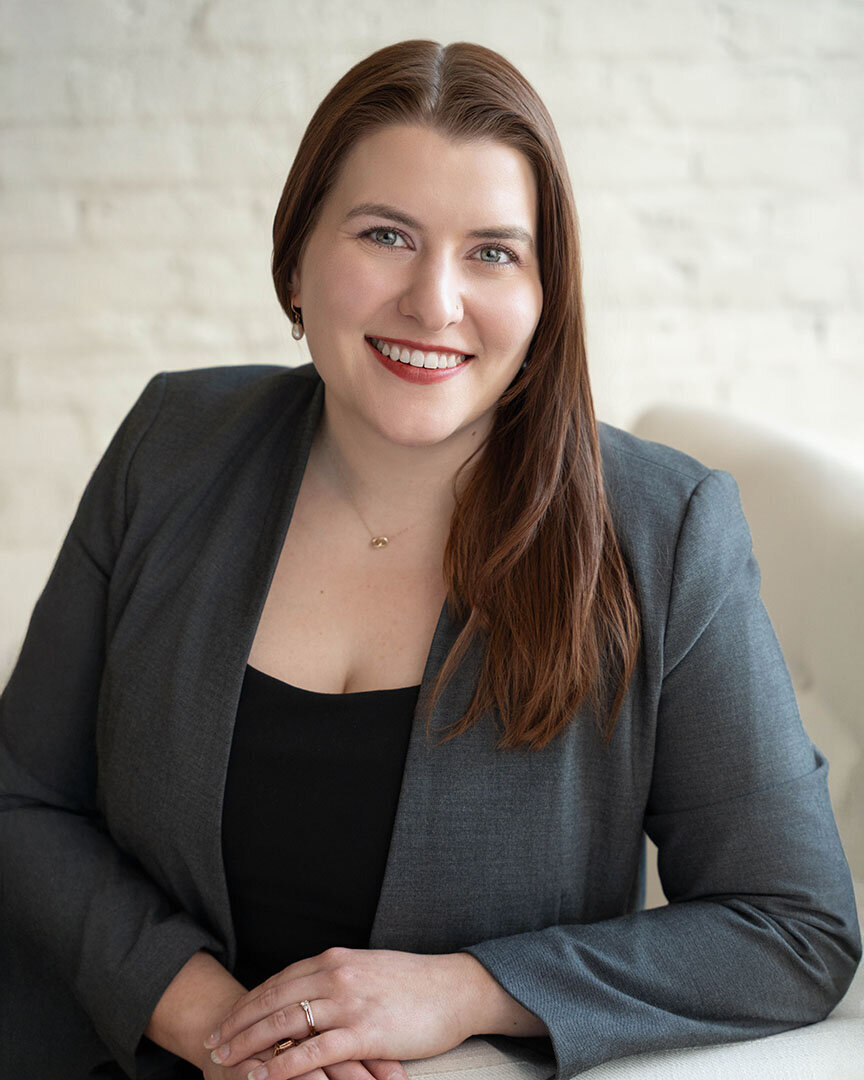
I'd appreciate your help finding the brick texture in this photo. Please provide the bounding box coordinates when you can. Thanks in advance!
[1,0,862,677]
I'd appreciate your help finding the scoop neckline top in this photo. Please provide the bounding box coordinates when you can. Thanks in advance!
[244,663,422,698]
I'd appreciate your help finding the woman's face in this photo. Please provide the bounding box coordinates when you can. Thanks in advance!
[290,123,543,450]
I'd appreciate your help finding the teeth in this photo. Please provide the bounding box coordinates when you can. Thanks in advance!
[372,338,469,370]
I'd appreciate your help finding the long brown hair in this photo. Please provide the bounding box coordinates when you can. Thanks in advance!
[271,40,641,749]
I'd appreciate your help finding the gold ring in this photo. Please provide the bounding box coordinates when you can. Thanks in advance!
[272,1037,301,1057]
[298,998,317,1037]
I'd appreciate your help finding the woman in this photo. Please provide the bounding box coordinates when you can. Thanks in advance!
[0,39,859,1080]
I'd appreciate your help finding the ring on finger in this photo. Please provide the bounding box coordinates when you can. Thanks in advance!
[297,998,317,1038]
[272,1037,303,1057]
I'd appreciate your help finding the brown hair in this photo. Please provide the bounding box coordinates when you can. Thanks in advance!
[271,40,641,749]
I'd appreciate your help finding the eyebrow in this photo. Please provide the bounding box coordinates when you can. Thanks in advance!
[344,202,535,254]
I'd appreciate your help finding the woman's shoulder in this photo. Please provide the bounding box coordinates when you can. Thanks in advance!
[108,362,322,506]
[154,360,319,414]
[596,419,746,564]
[127,360,321,453]
[597,419,713,496]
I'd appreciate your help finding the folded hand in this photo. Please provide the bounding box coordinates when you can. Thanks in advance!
[201,947,481,1080]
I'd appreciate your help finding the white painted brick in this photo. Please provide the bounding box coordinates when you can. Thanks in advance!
[697,128,850,186]
[190,123,294,184]
[558,0,729,58]
[63,51,307,122]
[176,249,273,310]
[1,315,161,354]
[761,192,864,257]
[423,1,554,56]
[0,546,65,686]
[0,250,186,314]
[0,0,130,55]
[204,1,554,56]
[13,352,160,416]
[1,309,289,356]
[784,60,864,130]
[78,189,274,243]
[724,0,864,59]
[1,125,196,185]
[822,310,864,364]
[205,2,351,50]
[3,123,276,188]
[0,0,197,54]
[536,60,636,128]
[0,191,78,245]
[587,241,847,307]
[630,60,822,126]
[561,128,694,189]
[65,55,136,121]
[0,56,73,124]
[778,251,852,306]
[0,411,94,546]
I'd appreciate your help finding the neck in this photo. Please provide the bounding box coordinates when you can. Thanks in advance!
[313,394,490,532]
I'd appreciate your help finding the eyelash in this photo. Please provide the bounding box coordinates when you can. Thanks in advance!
[357,226,521,269]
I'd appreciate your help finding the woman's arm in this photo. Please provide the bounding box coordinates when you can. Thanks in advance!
[0,375,229,1077]
[458,469,861,1078]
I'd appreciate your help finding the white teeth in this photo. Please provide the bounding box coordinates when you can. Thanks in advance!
[371,338,469,370]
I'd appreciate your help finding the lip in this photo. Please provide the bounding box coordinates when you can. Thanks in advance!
[367,334,475,358]
[366,337,471,384]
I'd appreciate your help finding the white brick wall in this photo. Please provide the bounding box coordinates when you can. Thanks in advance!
[2,0,862,679]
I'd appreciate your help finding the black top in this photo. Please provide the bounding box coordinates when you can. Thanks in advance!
[221,664,421,990]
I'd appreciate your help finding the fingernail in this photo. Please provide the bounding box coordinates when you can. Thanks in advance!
[210,1045,230,1064]
[249,1068,269,1080]
[204,1030,220,1048]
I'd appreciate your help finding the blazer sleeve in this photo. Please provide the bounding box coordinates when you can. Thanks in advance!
[461,468,862,1080]
[0,373,225,1079]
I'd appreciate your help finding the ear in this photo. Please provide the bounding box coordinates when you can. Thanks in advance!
[289,270,302,309]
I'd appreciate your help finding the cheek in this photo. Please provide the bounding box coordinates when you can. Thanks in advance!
[308,245,383,327]
[476,282,542,351]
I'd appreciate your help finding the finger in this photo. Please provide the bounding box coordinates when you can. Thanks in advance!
[255,1029,362,1080]
[225,953,333,1019]
[362,1060,409,1080]
[210,997,337,1068]
[363,1061,409,1080]
[211,980,329,1058]
[322,1063,380,1080]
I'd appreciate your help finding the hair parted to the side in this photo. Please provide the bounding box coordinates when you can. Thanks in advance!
[271,40,641,750]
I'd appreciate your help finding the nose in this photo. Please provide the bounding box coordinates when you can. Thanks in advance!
[396,250,464,330]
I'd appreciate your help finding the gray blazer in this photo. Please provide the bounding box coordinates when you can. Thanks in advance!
[1,362,860,1080]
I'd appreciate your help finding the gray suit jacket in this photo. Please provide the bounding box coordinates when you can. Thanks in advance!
[1,363,860,1080]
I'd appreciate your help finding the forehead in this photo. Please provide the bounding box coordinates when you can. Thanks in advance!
[324,123,538,229]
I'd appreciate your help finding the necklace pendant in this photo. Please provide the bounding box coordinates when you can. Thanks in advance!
[370,535,389,548]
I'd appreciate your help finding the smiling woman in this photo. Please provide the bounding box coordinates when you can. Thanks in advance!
[1,37,859,1080]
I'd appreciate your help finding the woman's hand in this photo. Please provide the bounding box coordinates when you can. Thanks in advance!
[201,947,484,1080]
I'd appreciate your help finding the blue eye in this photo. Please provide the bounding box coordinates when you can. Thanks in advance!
[363,227,405,247]
[358,226,520,269]
[477,245,518,266]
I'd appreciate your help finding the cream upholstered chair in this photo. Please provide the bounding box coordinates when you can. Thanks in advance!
[400,405,864,1079]
[630,405,864,915]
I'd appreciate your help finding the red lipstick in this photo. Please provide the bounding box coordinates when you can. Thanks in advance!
[366,337,471,384]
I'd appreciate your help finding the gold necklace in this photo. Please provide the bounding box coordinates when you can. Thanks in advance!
[325,441,417,549]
